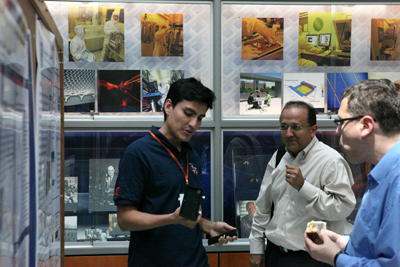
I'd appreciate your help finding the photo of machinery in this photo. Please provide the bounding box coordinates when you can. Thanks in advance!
[141,69,184,112]
[141,13,183,57]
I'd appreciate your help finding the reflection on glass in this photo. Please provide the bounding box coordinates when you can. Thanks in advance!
[223,130,369,236]
[64,131,211,242]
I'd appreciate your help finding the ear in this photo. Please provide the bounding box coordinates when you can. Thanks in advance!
[310,124,318,138]
[163,99,173,117]
[361,116,375,138]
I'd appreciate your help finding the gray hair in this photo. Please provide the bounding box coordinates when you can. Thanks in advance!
[342,79,400,136]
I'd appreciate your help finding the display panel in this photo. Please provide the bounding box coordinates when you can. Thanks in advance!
[222,4,400,117]
[64,131,212,242]
[47,1,213,117]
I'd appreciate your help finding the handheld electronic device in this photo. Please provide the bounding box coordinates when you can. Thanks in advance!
[207,229,238,246]
[179,185,203,221]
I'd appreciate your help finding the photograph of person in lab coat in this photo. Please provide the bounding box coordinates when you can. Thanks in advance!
[68,6,124,62]
[70,25,96,62]
[153,25,169,57]
[141,13,183,57]
[101,11,122,62]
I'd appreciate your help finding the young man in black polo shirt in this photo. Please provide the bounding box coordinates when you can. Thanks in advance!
[114,78,237,267]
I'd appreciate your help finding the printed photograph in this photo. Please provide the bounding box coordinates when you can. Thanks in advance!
[98,70,141,113]
[368,72,400,92]
[64,69,95,113]
[283,73,325,110]
[68,5,124,62]
[88,158,120,212]
[241,18,284,60]
[239,73,282,115]
[326,73,368,113]
[78,227,108,242]
[238,200,256,238]
[370,19,400,61]
[141,13,183,57]
[298,12,351,66]
[64,176,78,212]
[141,69,184,112]
[64,216,77,242]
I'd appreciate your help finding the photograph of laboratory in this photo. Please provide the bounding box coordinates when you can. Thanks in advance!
[241,17,284,60]
[141,69,184,112]
[68,6,124,62]
[370,19,400,61]
[141,13,183,57]
[298,12,352,66]
[239,72,282,115]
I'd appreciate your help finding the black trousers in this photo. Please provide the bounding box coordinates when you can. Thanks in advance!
[265,241,331,267]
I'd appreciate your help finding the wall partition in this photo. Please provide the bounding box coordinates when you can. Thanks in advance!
[45,0,400,255]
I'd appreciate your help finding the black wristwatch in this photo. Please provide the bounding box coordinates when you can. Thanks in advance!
[333,251,346,267]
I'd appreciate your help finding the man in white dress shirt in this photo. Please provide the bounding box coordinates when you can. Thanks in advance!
[249,101,356,267]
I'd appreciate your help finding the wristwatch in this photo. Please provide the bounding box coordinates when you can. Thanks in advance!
[333,251,347,267]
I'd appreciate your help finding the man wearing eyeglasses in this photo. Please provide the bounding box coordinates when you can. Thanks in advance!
[304,80,400,267]
[250,101,356,267]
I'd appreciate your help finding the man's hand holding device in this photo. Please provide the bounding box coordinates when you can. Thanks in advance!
[208,229,238,245]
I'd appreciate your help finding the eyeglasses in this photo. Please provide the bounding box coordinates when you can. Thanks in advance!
[279,124,313,131]
[333,115,364,127]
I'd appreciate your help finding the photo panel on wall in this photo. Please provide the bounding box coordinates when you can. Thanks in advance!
[370,19,400,61]
[98,70,141,113]
[283,73,325,113]
[326,73,368,113]
[141,13,183,57]
[239,72,282,115]
[298,12,351,67]
[241,17,284,60]
[68,5,125,63]
[141,69,184,112]
[64,69,96,113]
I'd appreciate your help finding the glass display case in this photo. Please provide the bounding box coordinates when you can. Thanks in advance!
[43,0,400,256]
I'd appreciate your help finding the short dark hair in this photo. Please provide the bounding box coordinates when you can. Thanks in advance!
[280,101,316,126]
[343,79,400,136]
[163,77,216,121]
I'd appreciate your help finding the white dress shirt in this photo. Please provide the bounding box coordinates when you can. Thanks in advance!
[249,137,356,253]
